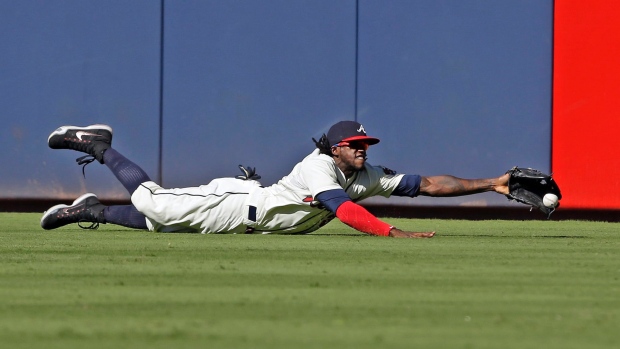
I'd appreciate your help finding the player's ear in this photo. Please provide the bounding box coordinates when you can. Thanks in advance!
[330,146,339,157]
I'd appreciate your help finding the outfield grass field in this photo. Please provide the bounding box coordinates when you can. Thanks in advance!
[0,213,618,349]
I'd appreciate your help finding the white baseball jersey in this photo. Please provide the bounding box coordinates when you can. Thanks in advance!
[131,149,405,234]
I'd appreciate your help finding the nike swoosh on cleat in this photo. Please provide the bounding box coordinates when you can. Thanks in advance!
[75,131,102,141]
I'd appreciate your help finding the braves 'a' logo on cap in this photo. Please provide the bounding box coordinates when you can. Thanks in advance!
[357,125,366,134]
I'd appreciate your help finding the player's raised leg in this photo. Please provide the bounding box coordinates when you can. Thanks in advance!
[102,148,152,195]
[48,124,151,194]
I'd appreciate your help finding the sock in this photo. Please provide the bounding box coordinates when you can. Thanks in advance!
[103,148,152,194]
[103,205,148,230]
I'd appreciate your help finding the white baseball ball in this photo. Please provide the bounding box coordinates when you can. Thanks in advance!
[542,193,559,208]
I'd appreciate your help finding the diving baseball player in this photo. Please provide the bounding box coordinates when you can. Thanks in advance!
[41,121,511,238]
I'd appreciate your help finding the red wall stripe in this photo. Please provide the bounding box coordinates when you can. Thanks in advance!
[553,0,620,209]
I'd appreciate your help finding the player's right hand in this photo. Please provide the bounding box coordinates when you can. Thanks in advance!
[388,228,435,238]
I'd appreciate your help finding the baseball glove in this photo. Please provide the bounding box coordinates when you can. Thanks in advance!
[236,165,261,181]
[505,167,562,218]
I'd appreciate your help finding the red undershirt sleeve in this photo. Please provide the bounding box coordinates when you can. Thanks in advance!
[335,201,392,236]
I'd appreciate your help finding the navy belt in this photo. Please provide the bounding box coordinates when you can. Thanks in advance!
[245,205,257,234]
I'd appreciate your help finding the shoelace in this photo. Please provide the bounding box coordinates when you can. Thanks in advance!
[78,220,99,230]
[76,155,96,177]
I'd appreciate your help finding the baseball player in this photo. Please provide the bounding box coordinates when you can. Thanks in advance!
[41,121,511,238]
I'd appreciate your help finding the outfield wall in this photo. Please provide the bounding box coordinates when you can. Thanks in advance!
[1,1,614,215]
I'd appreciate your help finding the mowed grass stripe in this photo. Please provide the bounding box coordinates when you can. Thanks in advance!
[0,213,618,349]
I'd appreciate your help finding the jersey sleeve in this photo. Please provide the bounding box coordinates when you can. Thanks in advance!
[315,189,350,213]
[300,154,344,196]
[392,174,422,197]
[358,165,406,198]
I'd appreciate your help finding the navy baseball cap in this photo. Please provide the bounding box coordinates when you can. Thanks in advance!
[326,121,380,146]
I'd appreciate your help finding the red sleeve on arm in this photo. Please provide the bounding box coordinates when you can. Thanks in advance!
[335,201,392,236]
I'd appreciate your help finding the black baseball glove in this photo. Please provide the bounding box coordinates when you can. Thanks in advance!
[505,167,562,218]
[236,165,261,181]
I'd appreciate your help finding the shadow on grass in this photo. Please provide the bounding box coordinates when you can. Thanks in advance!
[440,234,588,239]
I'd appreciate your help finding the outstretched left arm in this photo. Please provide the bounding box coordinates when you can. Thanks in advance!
[419,173,509,197]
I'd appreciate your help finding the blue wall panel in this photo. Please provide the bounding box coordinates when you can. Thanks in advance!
[161,0,357,187]
[0,0,161,200]
[357,0,553,207]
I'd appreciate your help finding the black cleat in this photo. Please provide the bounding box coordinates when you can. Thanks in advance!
[48,124,112,164]
[41,193,106,230]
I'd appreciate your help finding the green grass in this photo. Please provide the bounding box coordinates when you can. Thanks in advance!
[1,213,619,349]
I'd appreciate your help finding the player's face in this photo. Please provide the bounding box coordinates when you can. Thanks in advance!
[332,140,370,176]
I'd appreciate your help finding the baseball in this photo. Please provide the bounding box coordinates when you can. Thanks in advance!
[542,193,559,208]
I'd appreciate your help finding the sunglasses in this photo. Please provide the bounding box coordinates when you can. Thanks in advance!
[333,140,370,151]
